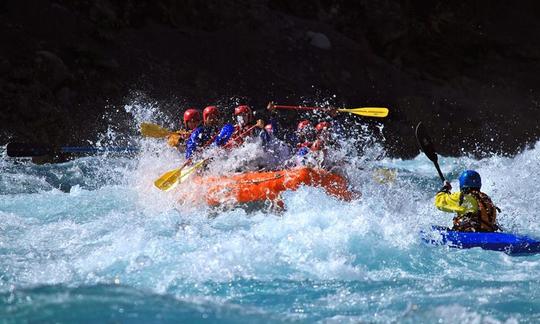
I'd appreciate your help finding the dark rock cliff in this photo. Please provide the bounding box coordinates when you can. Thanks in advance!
[2,0,540,158]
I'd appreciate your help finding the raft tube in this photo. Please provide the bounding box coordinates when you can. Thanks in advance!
[193,167,354,207]
[423,226,540,255]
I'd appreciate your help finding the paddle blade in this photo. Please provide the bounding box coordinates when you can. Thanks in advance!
[179,159,207,183]
[338,107,389,118]
[415,122,438,163]
[141,123,173,138]
[154,159,207,191]
[154,168,182,191]
[7,143,54,157]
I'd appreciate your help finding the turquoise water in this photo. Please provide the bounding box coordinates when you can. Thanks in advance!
[1,138,540,323]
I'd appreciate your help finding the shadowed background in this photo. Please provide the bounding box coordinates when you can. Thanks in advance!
[2,0,540,157]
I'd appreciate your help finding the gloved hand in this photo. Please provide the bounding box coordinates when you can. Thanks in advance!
[438,180,452,193]
[256,119,265,128]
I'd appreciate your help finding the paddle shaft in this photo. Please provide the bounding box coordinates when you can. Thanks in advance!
[273,105,328,111]
[432,159,446,183]
[7,142,138,157]
[415,122,446,182]
[223,124,259,149]
[60,146,138,153]
[273,105,389,118]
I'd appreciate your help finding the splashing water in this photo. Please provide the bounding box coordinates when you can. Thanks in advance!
[1,104,540,323]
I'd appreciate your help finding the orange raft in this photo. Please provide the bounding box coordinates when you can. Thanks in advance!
[191,167,354,207]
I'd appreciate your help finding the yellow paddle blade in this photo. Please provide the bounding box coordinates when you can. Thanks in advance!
[154,168,183,191]
[338,107,389,118]
[154,159,207,191]
[179,159,207,182]
[141,123,173,138]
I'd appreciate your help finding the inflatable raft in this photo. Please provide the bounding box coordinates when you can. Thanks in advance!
[422,226,540,255]
[191,167,354,207]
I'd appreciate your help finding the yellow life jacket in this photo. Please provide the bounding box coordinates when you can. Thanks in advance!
[453,190,498,232]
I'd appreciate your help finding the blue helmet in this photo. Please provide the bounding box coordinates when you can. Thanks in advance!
[459,170,481,190]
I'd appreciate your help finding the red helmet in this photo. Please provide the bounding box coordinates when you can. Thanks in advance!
[315,121,330,132]
[297,120,312,131]
[203,105,219,123]
[234,105,252,124]
[183,108,201,126]
[235,105,252,115]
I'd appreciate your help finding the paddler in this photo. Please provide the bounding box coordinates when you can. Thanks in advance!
[295,120,318,156]
[203,105,235,147]
[202,105,222,131]
[184,108,213,159]
[311,121,331,151]
[215,105,265,148]
[435,170,500,232]
[292,120,329,167]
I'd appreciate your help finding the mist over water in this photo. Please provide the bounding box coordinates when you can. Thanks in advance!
[1,103,540,323]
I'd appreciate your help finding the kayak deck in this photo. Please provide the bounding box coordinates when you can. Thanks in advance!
[423,226,540,255]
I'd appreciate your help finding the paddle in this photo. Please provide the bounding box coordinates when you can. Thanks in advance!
[6,142,139,157]
[140,123,191,138]
[415,122,446,182]
[223,124,260,149]
[272,105,389,118]
[154,123,259,191]
[154,158,207,191]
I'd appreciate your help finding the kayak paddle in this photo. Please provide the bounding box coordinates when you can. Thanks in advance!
[140,123,191,138]
[415,122,446,182]
[154,158,207,191]
[272,105,389,118]
[6,142,139,157]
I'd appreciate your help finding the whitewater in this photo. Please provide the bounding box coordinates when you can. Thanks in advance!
[1,110,540,322]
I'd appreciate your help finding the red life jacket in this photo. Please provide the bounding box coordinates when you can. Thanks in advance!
[228,124,256,147]
[297,141,313,149]
[310,139,324,151]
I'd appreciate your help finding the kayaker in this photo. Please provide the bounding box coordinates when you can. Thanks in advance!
[184,108,213,159]
[435,170,500,232]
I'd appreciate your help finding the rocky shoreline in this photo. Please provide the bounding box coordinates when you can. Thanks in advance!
[2,0,540,158]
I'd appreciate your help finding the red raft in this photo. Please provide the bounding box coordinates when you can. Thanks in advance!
[190,167,354,207]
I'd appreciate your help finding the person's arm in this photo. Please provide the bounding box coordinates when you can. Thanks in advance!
[185,128,202,159]
[214,124,235,146]
[297,146,310,156]
[259,129,271,147]
[434,191,469,214]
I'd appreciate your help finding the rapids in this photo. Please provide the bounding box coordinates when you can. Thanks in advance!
[1,112,540,322]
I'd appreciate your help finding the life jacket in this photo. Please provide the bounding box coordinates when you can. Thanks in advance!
[310,139,324,151]
[297,141,313,149]
[229,124,256,147]
[166,131,190,148]
[452,190,498,232]
[185,126,213,159]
